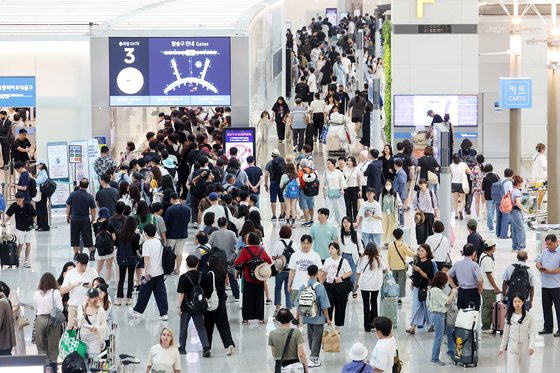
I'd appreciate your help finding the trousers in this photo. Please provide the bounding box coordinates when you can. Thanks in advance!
[292,128,305,152]
[510,209,526,251]
[274,271,292,308]
[326,195,346,226]
[481,289,495,330]
[307,323,324,359]
[204,300,234,349]
[179,311,209,350]
[35,315,62,364]
[542,287,560,331]
[392,269,407,298]
[133,274,168,316]
[117,264,136,299]
[486,201,495,231]
[495,206,510,239]
[506,340,530,373]
[361,290,379,330]
[227,271,240,299]
[313,113,324,137]
[36,195,49,230]
[276,120,286,141]
[411,287,431,326]
[431,311,446,362]
[344,186,360,221]
[324,283,348,326]
[242,281,265,321]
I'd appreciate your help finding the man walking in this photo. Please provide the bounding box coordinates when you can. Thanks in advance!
[309,208,338,260]
[387,228,416,304]
[93,146,117,177]
[501,250,535,311]
[1,191,37,268]
[479,240,501,334]
[288,98,309,153]
[536,234,560,336]
[208,217,239,301]
[466,219,484,261]
[392,158,407,225]
[364,149,384,202]
[265,149,286,221]
[164,193,191,275]
[66,178,96,260]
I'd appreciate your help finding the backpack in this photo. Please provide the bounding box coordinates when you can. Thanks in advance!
[285,178,299,199]
[222,205,238,237]
[298,282,320,318]
[507,264,530,301]
[500,191,513,213]
[416,190,435,209]
[491,178,506,203]
[183,273,207,315]
[40,177,57,197]
[246,247,266,281]
[280,240,295,264]
[209,246,228,273]
[460,149,476,168]
[303,168,319,197]
[270,157,286,183]
[29,177,37,198]
[162,243,177,275]
[140,181,152,206]
[471,232,486,263]
[116,240,137,267]
[95,230,114,257]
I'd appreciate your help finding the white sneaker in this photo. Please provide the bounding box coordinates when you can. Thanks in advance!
[158,315,169,321]
[476,216,481,221]
[128,307,142,318]
[226,345,234,355]
[193,223,199,229]
[481,329,494,334]
[23,261,31,268]
[307,359,321,368]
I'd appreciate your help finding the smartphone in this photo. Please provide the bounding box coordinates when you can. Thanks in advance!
[82,282,89,287]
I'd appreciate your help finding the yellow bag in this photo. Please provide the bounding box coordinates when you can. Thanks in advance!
[357,198,364,212]
[322,327,340,353]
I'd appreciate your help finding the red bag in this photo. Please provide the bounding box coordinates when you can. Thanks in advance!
[346,131,351,144]
[499,191,513,213]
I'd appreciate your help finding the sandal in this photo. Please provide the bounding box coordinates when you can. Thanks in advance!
[404,207,411,212]
[259,320,267,324]
[352,292,358,299]
[406,328,415,335]
[428,326,435,332]
[172,270,180,275]
[242,320,249,325]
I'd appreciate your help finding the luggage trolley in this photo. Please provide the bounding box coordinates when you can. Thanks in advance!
[523,181,548,229]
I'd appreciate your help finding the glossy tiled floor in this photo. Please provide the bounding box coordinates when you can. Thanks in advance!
[0,132,556,373]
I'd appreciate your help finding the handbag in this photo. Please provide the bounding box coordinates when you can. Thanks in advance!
[461,164,470,194]
[207,271,219,312]
[58,329,87,360]
[334,258,353,296]
[32,189,42,202]
[427,170,438,185]
[275,329,305,373]
[418,287,427,302]
[325,171,342,199]
[48,290,66,328]
[17,316,30,329]
[321,327,341,353]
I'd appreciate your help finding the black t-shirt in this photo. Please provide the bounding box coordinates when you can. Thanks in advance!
[418,156,440,181]
[13,138,31,162]
[378,155,394,181]
[6,201,37,231]
[175,131,187,145]
[95,187,120,216]
[93,220,116,235]
[482,173,499,201]
[66,189,96,221]
[412,258,434,288]
[177,270,207,304]
[245,166,263,194]
[431,114,443,124]
[393,152,413,181]
[186,150,201,167]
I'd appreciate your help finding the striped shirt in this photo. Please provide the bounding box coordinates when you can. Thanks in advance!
[289,105,308,129]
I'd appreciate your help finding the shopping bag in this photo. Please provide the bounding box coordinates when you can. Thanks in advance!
[321,327,340,353]
[321,126,329,144]
[59,329,87,360]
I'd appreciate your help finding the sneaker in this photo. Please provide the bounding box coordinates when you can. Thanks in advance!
[73,253,78,261]
[291,222,296,228]
[398,299,403,305]
[481,329,494,334]
[203,349,211,358]
[293,146,297,153]
[158,315,169,321]
[233,298,240,303]
[226,345,234,355]
[178,348,186,355]
[114,298,121,306]
[271,216,278,222]
[128,308,142,318]
[307,359,321,368]
[430,360,446,366]
[193,222,199,229]
[23,261,31,268]
[273,309,279,318]
[476,216,481,221]
[334,326,341,333]
[302,221,310,227]
[308,220,314,226]
[266,298,273,305]
[279,214,286,221]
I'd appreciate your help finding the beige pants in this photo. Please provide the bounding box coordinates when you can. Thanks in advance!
[67,305,79,330]
[35,315,62,363]
[381,212,398,244]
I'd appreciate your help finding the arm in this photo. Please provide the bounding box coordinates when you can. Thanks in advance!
[501,280,508,300]
[177,293,184,315]
[297,343,308,373]
[515,196,528,213]
[1,214,11,227]
[288,269,296,293]
[448,275,458,290]
[90,209,96,224]
[486,273,501,294]
[60,281,83,295]
[322,308,332,326]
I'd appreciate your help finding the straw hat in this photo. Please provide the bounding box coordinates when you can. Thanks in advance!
[414,211,425,225]
[255,263,272,281]
[274,255,287,272]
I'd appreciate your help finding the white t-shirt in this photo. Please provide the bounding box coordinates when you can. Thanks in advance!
[424,233,450,263]
[143,237,164,277]
[308,73,318,92]
[358,201,383,234]
[356,256,387,291]
[479,253,497,291]
[323,257,352,284]
[272,239,300,258]
[309,100,326,115]
[450,162,466,184]
[532,153,547,180]
[147,344,181,373]
[62,267,99,307]
[288,249,322,290]
[370,337,397,373]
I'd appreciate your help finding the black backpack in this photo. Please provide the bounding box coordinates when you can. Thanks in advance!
[270,157,286,183]
[209,246,228,272]
[162,243,177,275]
[281,240,295,264]
[40,177,57,197]
[183,273,207,315]
[116,241,137,267]
[507,264,531,301]
[29,177,37,198]
[95,230,114,257]
[190,170,207,200]
[471,232,486,263]
[303,169,319,197]
[246,246,266,281]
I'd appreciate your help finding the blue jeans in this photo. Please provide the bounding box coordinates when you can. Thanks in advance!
[342,253,357,288]
[362,233,382,249]
[446,325,456,356]
[495,205,510,239]
[274,271,292,308]
[510,209,526,251]
[431,311,446,362]
[486,201,495,231]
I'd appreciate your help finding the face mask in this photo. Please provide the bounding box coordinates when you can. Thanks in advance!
[385,185,391,191]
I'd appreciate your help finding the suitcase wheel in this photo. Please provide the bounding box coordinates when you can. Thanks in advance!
[454,362,457,365]
[500,331,503,335]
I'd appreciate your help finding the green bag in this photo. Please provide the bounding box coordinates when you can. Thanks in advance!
[59,329,87,360]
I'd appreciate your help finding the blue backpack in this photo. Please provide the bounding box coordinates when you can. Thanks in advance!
[381,272,400,298]
[116,241,137,267]
[491,178,507,203]
[285,178,299,199]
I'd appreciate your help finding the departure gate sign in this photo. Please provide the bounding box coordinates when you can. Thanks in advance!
[499,78,532,109]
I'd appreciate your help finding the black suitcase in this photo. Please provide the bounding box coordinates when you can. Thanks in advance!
[0,242,18,267]
[304,123,314,151]
[453,327,478,367]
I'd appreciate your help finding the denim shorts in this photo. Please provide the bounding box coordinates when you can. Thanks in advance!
[269,182,285,203]
[299,189,315,210]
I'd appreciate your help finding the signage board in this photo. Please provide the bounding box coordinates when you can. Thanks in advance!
[499,77,532,109]
[223,127,255,170]
[0,77,36,106]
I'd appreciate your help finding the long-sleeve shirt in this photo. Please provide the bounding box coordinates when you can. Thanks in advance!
[392,168,407,199]
[412,189,438,214]
[387,241,416,270]
[499,312,537,351]
[427,286,449,313]
[34,169,48,188]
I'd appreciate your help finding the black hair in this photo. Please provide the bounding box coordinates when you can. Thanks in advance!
[393,158,403,168]
[370,149,380,158]
[275,308,294,324]
[204,212,215,227]
[462,243,476,257]
[208,256,226,282]
[58,261,76,285]
[373,316,392,336]
[340,216,358,246]
[484,164,493,173]
[505,293,527,325]
[13,160,24,169]
[100,174,111,184]
[143,223,157,237]
[318,207,330,216]
[442,263,453,270]
[393,228,403,239]
[504,168,514,177]
[14,191,25,199]
[217,216,228,227]
[307,264,319,276]
[301,234,313,244]
[186,255,199,268]
[150,202,163,214]
[545,234,557,242]
[196,231,208,245]
[100,146,109,154]
[75,253,89,265]
[396,142,404,151]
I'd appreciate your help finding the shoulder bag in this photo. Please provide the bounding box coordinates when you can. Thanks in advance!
[393,242,409,271]
[324,171,341,199]
[334,258,354,296]
[48,290,66,328]
[275,329,305,373]
[207,271,219,312]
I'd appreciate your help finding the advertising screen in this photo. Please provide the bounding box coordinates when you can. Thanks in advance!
[326,8,337,27]
[0,77,36,107]
[109,37,231,107]
[223,128,255,170]
[393,95,478,127]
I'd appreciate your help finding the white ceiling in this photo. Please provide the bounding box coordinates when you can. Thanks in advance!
[0,0,266,35]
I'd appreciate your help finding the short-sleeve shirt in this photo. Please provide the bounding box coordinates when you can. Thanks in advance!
[143,237,163,277]
[289,105,308,129]
[95,187,119,216]
[17,170,31,202]
[370,337,397,373]
[447,257,483,289]
[13,138,31,163]
[245,166,263,194]
[537,246,560,289]
[268,327,304,361]
[511,188,522,210]
[501,262,536,287]
[323,257,352,283]
[288,249,322,290]
[479,253,497,290]
[147,344,181,373]
[358,201,383,234]
[6,201,36,231]
[66,189,96,221]
[309,222,338,260]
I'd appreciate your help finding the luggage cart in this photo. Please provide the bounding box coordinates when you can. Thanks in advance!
[533,224,560,262]
[522,186,548,229]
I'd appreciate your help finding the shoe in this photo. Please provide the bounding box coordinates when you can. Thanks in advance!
[555,331,560,337]
[193,222,199,229]
[279,214,286,221]
[233,298,240,303]
[278,140,283,144]
[302,221,310,227]
[307,359,321,368]
[481,329,494,334]
[308,220,314,226]
[293,146,297,153]
[73,253,78,261]
[126,298,133,306]
[476,216,481,221]
[273,309,279,317]
[23,261,31,268]
[447,352,455,361]
[271,216,278,222]
[178,348,186,355]
[430,361,446,366]
[459,211,463,220]
[398,299,403,305]
[291,222,296,228]
[203,349,211,358]
[465,207,471,215]
[266,298,273,305]
[428,326,435,332]
[226,345,234,355]
[158,315,169,321]
[365,329,372,333]
[114,298,121,306]
[128,308,142,318]
[406,328,415,335]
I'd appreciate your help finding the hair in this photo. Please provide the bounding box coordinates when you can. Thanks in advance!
[275,308,294,324]
[506,293,527,325]
[186,255,199,268]
[373,316,392,336]
[424,146,433,156]
[159,327,175,347]
[536,143,546,152]
[14,161,25,170]
[382,179,394,197]
[100,173,111,185]
[129,185,141,205]
[36,272,58,294]
[443,263,453,270]
[504,168,514,177]
[143,223,157,237]
[393,228,403,239]
[484,164,493,173]
[362,243,381,270]
[195,231,208,245]
[347,156,357,167]
[432,220,444,234]
[476,154,485,164]
[58,262,76,285]
[452,153,461,164]
[419,243,434,260]
[545,234,557,242]
[151,166,162,187]
[318,207,330,216]
[118,181,129,198]
[462,243,476,257]
[96,283,110,310]
[117,216,138,243]
[136,200,150,223]
[247,232,261,246]
[371,148,380,158]
[301,234,313,244]
[460,139,472,153]
[307,264,319,276]
[340,216,358,246]
[285,162,297,179]
[204,212,216,227]
[74,253,88,265]
[393,158,403,168]
[430,271,448,289]
[208,256,226,282]
[150,202,164,214]
[279,225,292,239]
[249,210,262,228]
[329,241,340,255]
[512,175,523,187]
[15,191,25,199]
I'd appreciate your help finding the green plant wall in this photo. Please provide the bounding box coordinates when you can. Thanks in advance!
[382,20,392,141]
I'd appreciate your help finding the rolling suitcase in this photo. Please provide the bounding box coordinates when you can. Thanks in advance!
[453,327,478,367]
[0,241,18,267]
[492,300,507,334]
[380,296,398,327]
[399,225,411,247]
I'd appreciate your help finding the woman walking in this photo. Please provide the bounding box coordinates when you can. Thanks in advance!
[279,163,300,228]
[271,226,299,314]
[146,328,181,373]
[450,153,471,220]
[115,216,141,306]
[324,158,347,226]
[340,216,363,299]
[93,207,116,283]
[510,175,528,252]
[343,156,362,222]
[204,257,235,356]
[4,282,25,356]
[33,274,62,371]
[425,221,451,271]
[355,243,386,332]
[470,154,486,220]
[71,288,107,359]
[380,180,401,245]
[406,244,434,335]
[322,242,353,332]
[357,150,371,196]
[379,144,394,181]
[33,159,50,231]
[272,97,290,144]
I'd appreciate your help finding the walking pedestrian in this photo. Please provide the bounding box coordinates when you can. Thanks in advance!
[272,226,299,314]
[536,234,560,336]
[309,208,338,260]
[272,97,290,144]
[479,240,502,333]
[268,308,308,373]
[356,243,386,332]
[425,220,451,271]
[510,175,528,252]
[164,193,190,275]
[1,191,37,268]
[412,179,437,245]
[208,217,239,301]
[322,242,352,332]
[33,159,51,231]
[356,187,383,248]
[380,180,401,245]
[387,228,416,304]
[324,158,347,225]
[427,272,457,366]
[406,244,434,335]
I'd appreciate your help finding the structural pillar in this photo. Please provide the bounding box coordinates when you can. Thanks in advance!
[547,42,560,223]
[509,32,522,175]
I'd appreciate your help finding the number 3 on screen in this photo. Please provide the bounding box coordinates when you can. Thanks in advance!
[124,48,135,64]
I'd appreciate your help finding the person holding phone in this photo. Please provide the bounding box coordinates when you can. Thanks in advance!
[71,288,107,359]
[536,234,560,336]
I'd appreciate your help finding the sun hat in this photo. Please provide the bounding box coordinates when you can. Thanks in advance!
[162,158,175,168]
[274,255,287,272]
[255,263,272,281]
[349,342,368,361]
[271,149,281,157]
[414,211,425,225]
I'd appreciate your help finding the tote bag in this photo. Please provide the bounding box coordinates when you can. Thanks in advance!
[58,329,87,360]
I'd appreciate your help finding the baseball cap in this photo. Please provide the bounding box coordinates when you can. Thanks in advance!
[86,288,99,298]
[427,110,434,116]
[208,192,219,201]
[467,219,477,229]
[485,238,497,248]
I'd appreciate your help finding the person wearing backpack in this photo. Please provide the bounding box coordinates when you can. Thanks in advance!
[1,191,37,268]
[536,234,560,336]
[176,255,211,357]
[494,168,514,239]
[234,232,272,324]
[129,224,168,321]
[295,264,332,368]
[510,175,528,252]
[466,219,485,261]
[297,158,318,227]
[481,164,499,233]
[264,149,287,222]
[279,163,300,228]
[412,179,437,245]
[501,250,535,311]
[271,226,300,316]
[92,208,116,283]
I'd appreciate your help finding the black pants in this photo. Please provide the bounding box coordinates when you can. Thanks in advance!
[345,186,360,221]
[204,300,235,349]
[191,195,199,224]
[436,262,445,272]
[133,274,168,316]
[242,281,265,321]
[324,283,348,326]
[0,348,11,355]
[415,212,434,244]
[542,287,560,331]
[313,113,324,138]
[293,128,305,151]
[177,167,189,199]
[1,141,9,166]
[361,290,379,330]
[275,120,286,141]
[458,287,481,311]
[36,195,49,230]
[117,264,136,299]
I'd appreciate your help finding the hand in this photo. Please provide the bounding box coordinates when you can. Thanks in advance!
[478,284,483,294]
[0,223,4,227]
[327,320,332,327]
[354,284,359,291]
[413,265,420,272]
[498,350,503,357]
[75,282,84,288]
[67,216,70,224]
[72,319,78,327]
[252,187,258,193]
[265,186,269,193]
[335,276,342,283]
[495,288,501,295]
[288,286,292,294]
[89,326,97,332]
[410,283,414,291]
[178,309,182,316]
[529,301,533,309]
[529,348,534,356]
[451,288,458,296]
[341,190,345,195]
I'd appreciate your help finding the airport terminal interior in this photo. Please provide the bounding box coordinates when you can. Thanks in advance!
[0,0,560,373]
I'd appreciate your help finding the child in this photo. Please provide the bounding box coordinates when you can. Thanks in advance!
[249,195,259,212]
[258,111,272,142]
[498,294,536,373]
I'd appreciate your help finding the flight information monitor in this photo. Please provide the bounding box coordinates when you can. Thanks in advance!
[109,37,231,106]
[393,95,478,127]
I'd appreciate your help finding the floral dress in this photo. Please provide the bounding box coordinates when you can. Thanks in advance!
[470,164,485,194]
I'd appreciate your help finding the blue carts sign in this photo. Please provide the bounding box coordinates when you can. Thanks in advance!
[499,78,532,109]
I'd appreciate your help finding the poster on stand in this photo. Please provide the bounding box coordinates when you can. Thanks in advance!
[223,127,255,170]
[46,141,70,215]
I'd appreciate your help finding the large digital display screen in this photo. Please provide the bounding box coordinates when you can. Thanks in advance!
[0,77,36,106]
[223,127,255,170]
[109,37,231,106]
[272,48,282,81]
[393,95,478,127]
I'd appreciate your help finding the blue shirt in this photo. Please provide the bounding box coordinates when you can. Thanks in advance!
[295,279,331,324]
[341,361,375,373]
[393,168,407,199]
[289,105,308,129]
[18,170,31,202]
[447,257,483,289]
[164,203,190,239]
[537,246,560,289]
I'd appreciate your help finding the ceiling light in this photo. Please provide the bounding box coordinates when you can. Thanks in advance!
[512,17,522,25]
[550,52,560,63]
[551,28,560,36]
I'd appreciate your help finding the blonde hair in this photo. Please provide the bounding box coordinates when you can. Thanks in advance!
[159,327,175,346]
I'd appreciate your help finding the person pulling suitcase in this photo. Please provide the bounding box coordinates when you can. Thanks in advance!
[478,240,502,334]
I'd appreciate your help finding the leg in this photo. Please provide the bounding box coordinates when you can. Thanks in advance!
[133,268,156,313]
[204,310,216,348]
[105,257,113,283]
[271,202,277,217]
[274,272,284,308]
[308,324,324,359]
[24,242,31,262]
[325,285,335,322]
[17,244,23,260]
[551,288,560,333]
[361,290,371,330]
[453,192,459,216]
[227,271,240,299]
[344,190,353,218]
[393,270,407,298]
[446,325,455,356]
[254,282,265,320]
[117,265,126,299]
[34,316,48,358]
[335,289,348,326]
[282,272,292,309]
[126,264,135,299]
[371,290,379,321]
[486,201,495,231]
[214,301,235,348]
[97,259,105,279]
[179,312,193,351]
[152,275,169,316]
[193,314,210,350]
[242,282,254,321]
[264,281,270,302]
[481,290,494,331]
[430,312,445,362]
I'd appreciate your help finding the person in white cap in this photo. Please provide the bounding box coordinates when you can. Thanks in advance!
[342,342,374,373]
